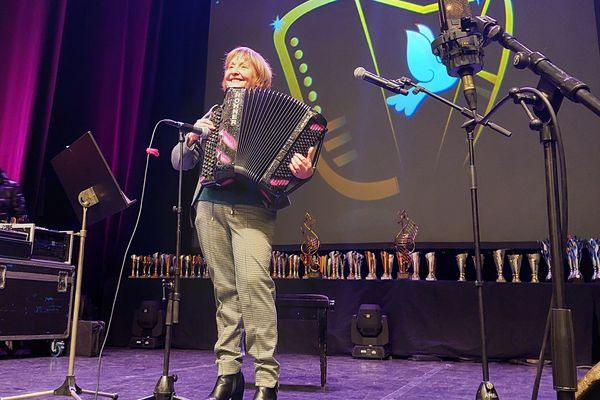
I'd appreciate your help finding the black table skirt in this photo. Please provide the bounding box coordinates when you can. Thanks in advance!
[107,278,600,365]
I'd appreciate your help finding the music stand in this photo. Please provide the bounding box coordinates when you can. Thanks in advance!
[1,132,134,400]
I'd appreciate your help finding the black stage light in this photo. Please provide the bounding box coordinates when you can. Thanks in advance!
[351,304,390,359]
[129,300,165,348]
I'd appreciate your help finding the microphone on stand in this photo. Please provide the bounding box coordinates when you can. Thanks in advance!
[431,0,484,112]
[353,67,409,95]
[163,119,210,138]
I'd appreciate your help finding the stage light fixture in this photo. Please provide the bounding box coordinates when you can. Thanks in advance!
[351,303,390,359]
[130,300,165,348]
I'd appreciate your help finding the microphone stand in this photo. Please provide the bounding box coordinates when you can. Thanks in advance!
[404,78,505,399]
[139,128,188,400]
[472,17,600,399]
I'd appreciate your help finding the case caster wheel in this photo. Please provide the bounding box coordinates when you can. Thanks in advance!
[50,340,66,357]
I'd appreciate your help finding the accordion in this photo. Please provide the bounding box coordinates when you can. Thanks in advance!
[200,87,328,208]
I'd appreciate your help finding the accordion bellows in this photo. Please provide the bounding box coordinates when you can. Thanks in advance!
[200,87,328,208]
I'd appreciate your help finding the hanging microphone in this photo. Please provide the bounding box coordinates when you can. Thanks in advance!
[163,119,210,137]
[431,0,484,112]
[353,67,408,95]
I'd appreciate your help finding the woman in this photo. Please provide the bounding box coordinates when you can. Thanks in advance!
[171,46,315,400]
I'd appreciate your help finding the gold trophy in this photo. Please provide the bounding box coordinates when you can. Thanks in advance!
[492,249,507,283]
[300,213,321,278]
[319,254,329,278]
[456,252,468,282]
[380,250,393,280]
[527,253,541,283]
[130,254,137,277]
[425,252,436,281]
[365,251,377,280]
[507,254,522,283]
[393,210,418,280]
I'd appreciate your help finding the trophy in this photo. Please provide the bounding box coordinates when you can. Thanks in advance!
[455,252,468,282]
[492,249,507,283]
[507,254,522,283]
[300,213,321,278]
[566,236,584,283]
[410,252,421,280]
[425,252,436,281]
[541,239,552,281]
[393,210,418,280]
[130,254,138,277]
[270,251,279,278]
[345,251,355,279]
[319,254,329,279]
[365,251,377,280]
[527,253,541,283]
[328,251,341,279]
[278,252,288,279]
[143,255,152,277]
[191,255,200,278]
[587,239,600,281]
[151,253,159,278]
[185,255,192,278]
[380,250,393,280]
[355,252,364,279]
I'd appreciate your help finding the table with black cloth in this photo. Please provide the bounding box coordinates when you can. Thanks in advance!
[107,278,600,365]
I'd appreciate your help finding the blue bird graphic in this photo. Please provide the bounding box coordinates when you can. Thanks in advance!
[387,24,458,117]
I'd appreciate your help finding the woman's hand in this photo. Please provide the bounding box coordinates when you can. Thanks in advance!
[187,118,215,147]
[289,146,316,179]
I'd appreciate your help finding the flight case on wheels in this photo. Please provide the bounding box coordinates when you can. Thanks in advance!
[0,257,74,346]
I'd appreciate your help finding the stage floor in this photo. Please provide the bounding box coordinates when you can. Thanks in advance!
[0,348,589,399]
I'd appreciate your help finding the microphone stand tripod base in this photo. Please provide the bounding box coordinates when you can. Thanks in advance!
[476,381,499,400]
[138,375,189,400]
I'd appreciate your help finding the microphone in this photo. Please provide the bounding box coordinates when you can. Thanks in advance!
[163,119,210,137]
[431,0,484,112]
[353,67,408,95]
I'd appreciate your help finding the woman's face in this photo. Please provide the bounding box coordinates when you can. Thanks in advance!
[223,55,258,89]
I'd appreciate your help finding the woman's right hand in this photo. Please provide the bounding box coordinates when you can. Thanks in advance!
[187,118,215,146]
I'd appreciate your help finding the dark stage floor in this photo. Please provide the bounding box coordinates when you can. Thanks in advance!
[0,348,589,399]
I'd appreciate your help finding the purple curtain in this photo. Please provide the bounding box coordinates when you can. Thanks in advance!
[0,1,67,182]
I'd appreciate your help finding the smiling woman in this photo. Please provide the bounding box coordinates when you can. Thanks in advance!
[171,46,319,400]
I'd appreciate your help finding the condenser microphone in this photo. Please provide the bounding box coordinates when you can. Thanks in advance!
[163,119,210,137]
[353,67,408,95]
[431,0,484,112]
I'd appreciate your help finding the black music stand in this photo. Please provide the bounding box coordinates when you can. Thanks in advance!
[0,132,134,400]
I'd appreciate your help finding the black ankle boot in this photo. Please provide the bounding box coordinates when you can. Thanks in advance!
[252,385,278,400]
[205,371,245,400]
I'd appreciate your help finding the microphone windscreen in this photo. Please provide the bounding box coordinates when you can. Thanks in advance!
[444,0,471,19]
[353,67,366,79]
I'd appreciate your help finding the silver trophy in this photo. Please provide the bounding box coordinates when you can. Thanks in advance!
[455,252,468,282]
[425,252,436,281]
[344,251,356,279]
[527,253,541,283]
[541,239,552,281]
[492,249,507,283]
[507,254,522,283]
[355,252,364,279]
[587,239,600,281]
[566,236,584,283]
[411,252,421,280]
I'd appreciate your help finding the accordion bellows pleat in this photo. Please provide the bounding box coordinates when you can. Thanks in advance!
[200,87,328,208]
